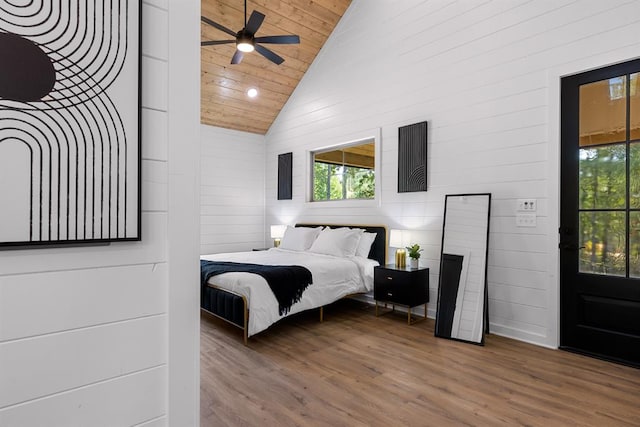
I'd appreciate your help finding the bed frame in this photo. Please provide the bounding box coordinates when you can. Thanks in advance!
[201,224,387,345]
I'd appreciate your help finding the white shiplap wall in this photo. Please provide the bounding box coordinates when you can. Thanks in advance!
[263,0,640,348]
[0,1,200,425]
[200,125,266,254]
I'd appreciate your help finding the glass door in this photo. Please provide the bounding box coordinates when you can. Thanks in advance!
[560,59,640,367]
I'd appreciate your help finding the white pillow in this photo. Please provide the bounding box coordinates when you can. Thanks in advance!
[309,227,364,257]
[355,231,377,258]
[279,226,322,251]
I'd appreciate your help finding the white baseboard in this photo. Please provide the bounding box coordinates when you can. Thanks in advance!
[488,323,557,349]
[351,294,556,349]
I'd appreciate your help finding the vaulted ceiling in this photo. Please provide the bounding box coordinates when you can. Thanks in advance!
[201,0,352,135]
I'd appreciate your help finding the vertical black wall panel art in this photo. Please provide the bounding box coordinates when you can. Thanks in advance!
[0,1,141,247]
[278,152,292,200]
[398,121,428,193]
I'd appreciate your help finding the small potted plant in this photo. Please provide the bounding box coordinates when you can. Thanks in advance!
[406,243,423,269]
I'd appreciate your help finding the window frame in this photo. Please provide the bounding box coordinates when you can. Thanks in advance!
[306,129,381,207]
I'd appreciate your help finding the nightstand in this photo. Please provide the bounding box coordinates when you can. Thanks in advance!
[374,264,429,325]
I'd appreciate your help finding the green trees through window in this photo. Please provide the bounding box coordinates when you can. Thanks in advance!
[578,140,640,276]
[313,163,374,201]
[577,72,640,277]
[312,140,375,202]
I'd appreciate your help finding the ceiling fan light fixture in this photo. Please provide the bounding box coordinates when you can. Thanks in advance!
[236,32,254,52]
[237,41,254,52]
[201,6,299,65]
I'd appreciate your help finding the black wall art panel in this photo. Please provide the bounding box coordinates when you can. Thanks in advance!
[278,152,292,200]
[0,1,141,247]
[398,121,428,193]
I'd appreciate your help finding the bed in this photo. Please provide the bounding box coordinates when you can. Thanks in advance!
[200,224,387,344]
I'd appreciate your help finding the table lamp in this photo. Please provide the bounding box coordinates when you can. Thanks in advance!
[389,229,410,268]
[270,225,286,247]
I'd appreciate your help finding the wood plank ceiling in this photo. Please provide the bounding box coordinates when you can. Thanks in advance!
[201,0,352,135]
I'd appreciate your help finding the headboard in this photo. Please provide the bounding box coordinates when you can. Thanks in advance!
[295,223,387,266]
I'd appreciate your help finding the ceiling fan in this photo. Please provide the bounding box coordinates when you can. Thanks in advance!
[201,0,300,65]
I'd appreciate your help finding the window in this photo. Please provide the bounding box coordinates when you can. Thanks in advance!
[609,76,625,100]
[579,72,640,276]
[609,74,637,100]
[311,139,375,201]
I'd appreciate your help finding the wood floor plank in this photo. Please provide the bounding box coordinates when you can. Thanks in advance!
[200,300,640,426]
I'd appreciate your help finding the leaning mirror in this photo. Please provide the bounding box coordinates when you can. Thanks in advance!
[435,193,491,345]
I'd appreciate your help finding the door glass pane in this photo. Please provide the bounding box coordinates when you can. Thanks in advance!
[631,73,639,141]
[630,211,640,278]
[579,144,626,209]
[579,211,626,276]
[631,142,640,208]
[579,76,627,146]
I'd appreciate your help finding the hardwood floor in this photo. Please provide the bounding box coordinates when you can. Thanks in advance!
[200,299,640,426]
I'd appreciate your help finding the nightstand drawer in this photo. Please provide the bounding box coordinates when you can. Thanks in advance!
[374,278,414,305]
[376,268,408,284]
[374,271,410,303]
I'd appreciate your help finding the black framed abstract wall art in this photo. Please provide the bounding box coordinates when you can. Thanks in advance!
[278,152,292,200]
[398,121,428,193]
[0,1,141,247]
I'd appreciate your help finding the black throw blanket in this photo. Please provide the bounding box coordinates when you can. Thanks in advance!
[200,260,313,315]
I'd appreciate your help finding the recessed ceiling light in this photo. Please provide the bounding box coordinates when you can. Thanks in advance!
[247,88,258,98]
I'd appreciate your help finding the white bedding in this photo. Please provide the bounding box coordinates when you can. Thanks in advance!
[201,248,379,337]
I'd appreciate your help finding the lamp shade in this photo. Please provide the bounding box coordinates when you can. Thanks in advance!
[270,225,286,239]
[389,229,410,248]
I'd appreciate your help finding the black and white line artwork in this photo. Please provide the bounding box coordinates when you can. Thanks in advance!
[398,121,428,193]
[0,1,141,247]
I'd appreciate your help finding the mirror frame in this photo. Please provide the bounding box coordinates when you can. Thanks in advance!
[435,193,491,345]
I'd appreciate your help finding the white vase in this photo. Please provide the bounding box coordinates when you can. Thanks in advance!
[410,258,419,269]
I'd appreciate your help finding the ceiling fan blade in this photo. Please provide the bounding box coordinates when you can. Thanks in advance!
[231,50,244,64]
[255,44,284,65]
[201,40,236,46]
[201,16,237,38]
[245,10,265,35]
[254,35,300,45]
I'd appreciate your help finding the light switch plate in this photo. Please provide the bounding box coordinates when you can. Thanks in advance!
[516,213,537,227]
[517,199,537,212]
